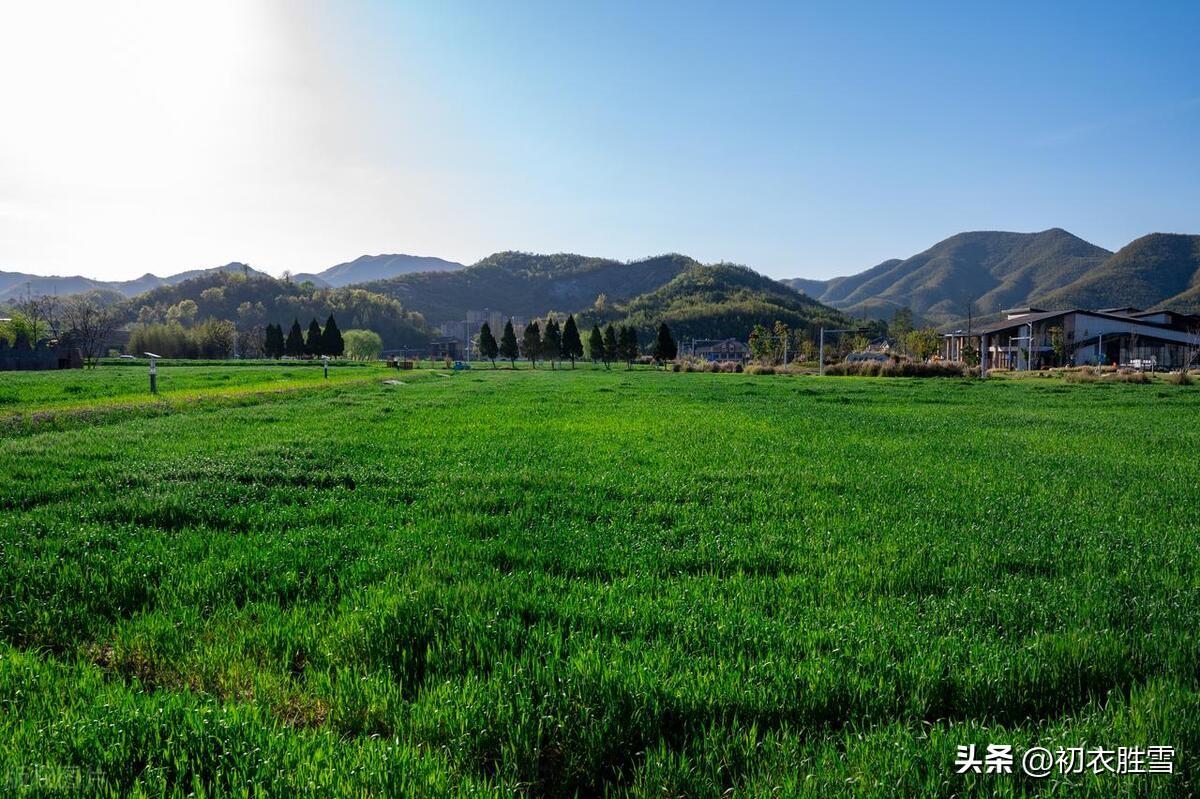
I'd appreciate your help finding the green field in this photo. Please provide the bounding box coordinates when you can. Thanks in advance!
[1,367,1198,796]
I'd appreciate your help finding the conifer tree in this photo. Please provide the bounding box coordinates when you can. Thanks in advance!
[305,318,323,356]
[543,317,562,370]
[618,325,638,369]
[285,319,305,357]
[522,320,541,369]
[321,314,344,357]
[478,322,499,368]
[561,314,583,369]
[264,323,285,359]
[499,319,520,368]
[603,324,619,369]
[588,324,605,367]
[653,322,677,365]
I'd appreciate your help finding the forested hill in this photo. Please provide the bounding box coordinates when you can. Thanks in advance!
[359,252,699,324]
[122,270,431,348]
[610,264,850,340]
[1038,233,1200,312]
[788,229,1113,324]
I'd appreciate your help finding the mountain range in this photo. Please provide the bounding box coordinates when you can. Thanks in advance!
[292,254,463,288]
[5,228,1200,338]
[786,229,1200,326]
[0,254,462,303]
[0,262,273,304]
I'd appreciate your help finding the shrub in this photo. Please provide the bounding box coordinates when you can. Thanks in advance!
[1102,369,1151,384]
[745,364,776,375]
[823,359,968,378]
[1063,367,1098,384]
[1165,370,1193,386]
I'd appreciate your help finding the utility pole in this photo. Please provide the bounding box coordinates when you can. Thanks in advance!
[818,327,867,375]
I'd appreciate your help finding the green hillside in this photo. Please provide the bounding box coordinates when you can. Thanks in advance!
[614,263,849,340]
[360,252,698,324]
[123,271,431,348]
[792,229,1113,324]
[1041,233,1200,311]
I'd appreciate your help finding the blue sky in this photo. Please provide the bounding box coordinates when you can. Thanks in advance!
[2,1,1198,280]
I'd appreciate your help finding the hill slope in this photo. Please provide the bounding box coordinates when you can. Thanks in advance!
[360,252,698,324]
[294,254,463,288]
[122,270,431,348]
[791,229,1112,324]
[1040,233,1200,312]
[614,264,850,340]
[0,263,272,304]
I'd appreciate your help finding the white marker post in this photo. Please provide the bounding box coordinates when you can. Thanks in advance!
[322,354,329,379]
[144,352,161,394]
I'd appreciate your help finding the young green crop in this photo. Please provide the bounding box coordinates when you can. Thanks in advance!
[0,369,1197,796]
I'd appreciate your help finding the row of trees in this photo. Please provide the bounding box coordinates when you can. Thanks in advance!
[475,314,678,369]
[262,316,344,358]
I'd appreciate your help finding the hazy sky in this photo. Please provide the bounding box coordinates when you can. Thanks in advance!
[2,1,1198,282]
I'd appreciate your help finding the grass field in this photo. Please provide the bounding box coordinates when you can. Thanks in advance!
[1,366,1198,796]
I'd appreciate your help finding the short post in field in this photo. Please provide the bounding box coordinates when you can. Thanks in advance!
[322,354,329,379]
[144,352,161,394]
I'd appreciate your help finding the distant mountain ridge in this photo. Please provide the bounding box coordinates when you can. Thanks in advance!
[0,254,462,303]
[357,250,848,339]
[1039,233,1200,312]
[0,262,270,303]
[293,254,463,288]
[358,251,700,325]
[786,229,1116,325]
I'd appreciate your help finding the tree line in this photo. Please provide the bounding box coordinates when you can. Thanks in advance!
[474,314,677,369]
[262,315,344,358]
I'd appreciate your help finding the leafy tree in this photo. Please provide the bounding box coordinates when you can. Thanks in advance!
[652,323,677,364]
[905,327,941,361]
[773,320,791,364]
[603,324,619,368]
[561,315,584,368]
[193,318,237,358]
[1049,325,1066,366]
[305,318,324,356]
[542,318,562,370]
[285,319,305,357]
[265,323,285,358]
[892,307,914,353]
[127,323,191,358]
[499,319,520,368]
[321,314,344,357]
[748,324,772,363]
[522,320,541,369]
[478,322,499,368]
[961,342,980,366]
[588,324,605,367]
[166,299,198,326]
[343,329,383,360]
[618,325,638,368]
